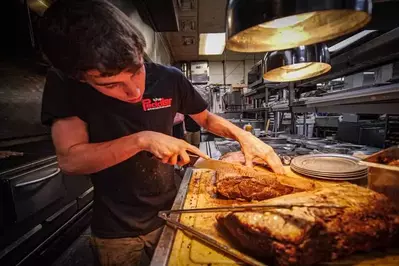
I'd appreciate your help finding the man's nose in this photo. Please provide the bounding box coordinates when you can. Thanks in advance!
[123,85,141,98]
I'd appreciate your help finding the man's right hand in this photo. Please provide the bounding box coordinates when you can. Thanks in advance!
[137,131,209,166]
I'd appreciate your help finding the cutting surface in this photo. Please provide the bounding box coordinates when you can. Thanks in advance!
[167,167,399,265]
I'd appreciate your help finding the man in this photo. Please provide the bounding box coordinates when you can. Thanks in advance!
[38,0,284,265]
[184,115,201,147]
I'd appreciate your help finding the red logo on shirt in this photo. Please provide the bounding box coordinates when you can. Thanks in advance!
[142,98,172,111]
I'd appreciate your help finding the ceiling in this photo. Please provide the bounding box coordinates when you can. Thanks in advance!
[163,0,399,63]
[163,0,264,62]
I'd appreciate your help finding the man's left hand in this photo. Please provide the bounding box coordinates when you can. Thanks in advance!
[237,132,285,174]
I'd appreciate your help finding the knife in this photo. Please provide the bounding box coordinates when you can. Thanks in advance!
[190,154,265,175]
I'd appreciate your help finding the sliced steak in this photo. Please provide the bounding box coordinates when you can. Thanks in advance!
[215,171,302,201]
[217,184,399,265]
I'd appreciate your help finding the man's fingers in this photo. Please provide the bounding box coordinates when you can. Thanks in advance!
[162,158,170,164]
[263,152,285,174]
[244,154,254,168]
[186,144,209,159]
[168,154,178,165]
[177,151,190,166]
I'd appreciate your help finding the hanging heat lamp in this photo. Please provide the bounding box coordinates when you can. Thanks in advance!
[263,43,331,82]
[226,0,372,52]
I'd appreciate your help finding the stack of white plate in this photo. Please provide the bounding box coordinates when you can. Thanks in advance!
[290,154,368,181]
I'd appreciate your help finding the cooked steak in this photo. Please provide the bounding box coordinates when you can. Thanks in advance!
[388,159,399,167]
[215,171,303,201]
[217,184,399,266]
[219,151,269,167]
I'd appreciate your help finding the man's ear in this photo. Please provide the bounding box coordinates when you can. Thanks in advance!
[78,72,89,83]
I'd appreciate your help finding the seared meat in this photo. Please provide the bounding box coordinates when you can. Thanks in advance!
[219,151,269,167]
[388,159,399,167]
[217,184,399,266]
[216,171,302,201]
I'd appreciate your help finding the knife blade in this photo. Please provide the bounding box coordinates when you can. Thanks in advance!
[193,157,257,173]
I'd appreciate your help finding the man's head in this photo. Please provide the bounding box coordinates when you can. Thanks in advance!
[39,0,146,103]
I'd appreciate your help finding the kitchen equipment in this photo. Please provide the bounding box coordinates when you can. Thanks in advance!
[321,145,351,154]
[290,154,368,183]
[1,161,65,225]
[190,61,209,84]
[363,146,399,206]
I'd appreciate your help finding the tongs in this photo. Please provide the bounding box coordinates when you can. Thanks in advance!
[159,202,345,217]
[158,203,344,266]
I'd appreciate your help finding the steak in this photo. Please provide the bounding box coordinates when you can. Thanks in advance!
[217,184,399,265]
[215,170,304,201]
[219,151,269,167]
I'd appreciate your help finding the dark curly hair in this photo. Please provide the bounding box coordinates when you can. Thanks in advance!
[38,0,146,79]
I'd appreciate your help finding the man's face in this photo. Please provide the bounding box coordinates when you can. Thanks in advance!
[83,63,146,104]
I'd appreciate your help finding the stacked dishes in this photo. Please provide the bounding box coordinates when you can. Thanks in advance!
[291,154,368,182]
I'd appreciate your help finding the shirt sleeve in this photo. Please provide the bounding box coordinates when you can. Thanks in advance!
[41,69,78,126]
[175,70,208,115]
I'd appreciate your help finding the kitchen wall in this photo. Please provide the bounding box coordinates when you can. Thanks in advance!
[208,59,259,85]
[109,0,172,65]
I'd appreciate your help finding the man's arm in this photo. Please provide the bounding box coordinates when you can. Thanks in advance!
[191,110,285,174]
[52,116,208,175]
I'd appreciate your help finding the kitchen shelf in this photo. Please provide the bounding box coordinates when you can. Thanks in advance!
[243,107,269,112]
[291,82,399,115]
[306,83,399,107]
[243,87,265,97]
[243,83,287,97]
[271,102,290,112]
[223,110,243,113]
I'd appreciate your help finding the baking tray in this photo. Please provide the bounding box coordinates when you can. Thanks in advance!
[151,165,399,266]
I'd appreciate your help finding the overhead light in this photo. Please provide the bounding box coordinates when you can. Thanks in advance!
[199,33,226,55]
[264,44,331,82]
[226,0,372,53]
[27,0,52,16]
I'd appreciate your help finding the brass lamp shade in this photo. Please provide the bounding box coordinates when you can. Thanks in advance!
[226,0,372,52]
[263,43,331,82]
[27,0,53,16]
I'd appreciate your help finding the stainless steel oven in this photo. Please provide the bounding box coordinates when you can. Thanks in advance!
[0,153,93,266]
[1,161,65,225]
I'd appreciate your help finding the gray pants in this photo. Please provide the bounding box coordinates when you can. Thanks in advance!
[90,227,163,266]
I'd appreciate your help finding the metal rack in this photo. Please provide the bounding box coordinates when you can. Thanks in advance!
[292,83,399,115]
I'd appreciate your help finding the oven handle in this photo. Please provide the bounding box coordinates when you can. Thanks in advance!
[14,168,61,188]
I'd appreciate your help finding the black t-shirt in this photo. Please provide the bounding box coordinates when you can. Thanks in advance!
[41,62,207,238]
[185,115,201,132]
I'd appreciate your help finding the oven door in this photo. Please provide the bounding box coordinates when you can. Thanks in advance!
[2,162,66,225]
